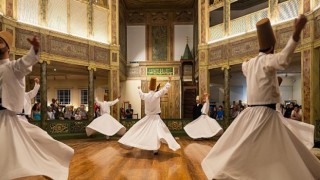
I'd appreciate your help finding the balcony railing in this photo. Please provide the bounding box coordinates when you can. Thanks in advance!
[209,0,299,43]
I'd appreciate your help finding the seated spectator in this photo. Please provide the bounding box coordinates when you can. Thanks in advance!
[120,107,126,119]
[74,109,82,120]
[284,103,294,118]
[231,104,240,119]
[64,106,73,120]
[126,104,133,119]
[216,105,224,120]
[79,104,88,120]
[47,106,55,120]
[55,106,65,120]
[94,103,100,118]
[32,103,41,120]
[291,105,302,121]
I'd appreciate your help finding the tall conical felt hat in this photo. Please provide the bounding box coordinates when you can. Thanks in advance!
[0,31,13,50]
[196,96,200,101]
[149,77,157,91]
[277,76,283,86]
[256,18,276,51]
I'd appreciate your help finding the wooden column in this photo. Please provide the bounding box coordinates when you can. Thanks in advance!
[269,0,278,21]
[88,67,95,121]
[40,60,48,128]
[109,69,120,119]
[223,0,230,36]
[223,67,230,127]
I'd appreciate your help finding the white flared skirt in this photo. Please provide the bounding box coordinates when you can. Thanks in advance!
[184,115,223,139]
[201,107,320,180]
[0,110,74,180]
[86,113,126,136]
[118,115,181,151]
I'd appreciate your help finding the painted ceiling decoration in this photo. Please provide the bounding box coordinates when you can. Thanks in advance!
[123,0,195,10]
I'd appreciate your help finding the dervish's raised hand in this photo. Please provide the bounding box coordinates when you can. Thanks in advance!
[34,78,40,84]
[293,14,307,42]
[27,36,40,54]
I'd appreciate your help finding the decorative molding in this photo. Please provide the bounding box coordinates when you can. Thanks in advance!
[200,0,206,44]
[151,12,169,24]
[303,22,311,39]
[127,11,145,24]
[303,0,310,14]
[111,0,117,45]
[48,36,89,60]
[209,46,223,62]
[230,38,258,57]
[276,27,294,49]
[39,59,51,64]
[6,0,13,18]
[94,46,110,64]
[87,64,97,71]
[174,10,193,22]
[315,16,320,39]
[112,52,118,63]
[127,66,140,77]
[15,28,41,50]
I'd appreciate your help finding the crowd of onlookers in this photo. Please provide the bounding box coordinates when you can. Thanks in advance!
[29,98,301,121]
[31,99,89,121]
[30,99,136,121]
[208,100,246,120]
[208,100,302,121]
[120,104,134,119]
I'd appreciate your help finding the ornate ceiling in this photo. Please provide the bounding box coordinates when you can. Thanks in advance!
[123,0,196,10]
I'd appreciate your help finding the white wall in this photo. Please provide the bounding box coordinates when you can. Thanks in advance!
[174,25,193,61]
[292,76,301,104]
[127,26,146,62]
[120,80,142,118]
[279,86,293,103]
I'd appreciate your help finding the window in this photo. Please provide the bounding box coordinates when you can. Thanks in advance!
[80,89,88,105]
[57,89,71,105]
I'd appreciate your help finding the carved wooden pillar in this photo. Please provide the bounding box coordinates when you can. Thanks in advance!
[110,0,119,45]
[269,0,278,22]
[109,69,120,119]
[223,66,230,127]
[88,66,95,121]
[198,0,208,45]
[300,4,318,125]
[223,0,230,36]
[87,0,93,37]
[198,45,209,98]
[40,60,48,127]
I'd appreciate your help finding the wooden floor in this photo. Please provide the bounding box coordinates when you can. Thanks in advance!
[61,137,216,180]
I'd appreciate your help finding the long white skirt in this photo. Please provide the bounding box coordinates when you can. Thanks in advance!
[86,113,126,136]
[184,115,223,139]
[118,115,181,151]
[201,107,320,180]
[0,110,74,180]
[280,113,315,149]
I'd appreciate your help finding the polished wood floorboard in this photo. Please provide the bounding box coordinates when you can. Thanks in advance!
[61,137,216,180]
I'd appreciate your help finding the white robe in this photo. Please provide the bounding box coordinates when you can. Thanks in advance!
[184,96,223,138]
[201,37,320,180]
[86,98,126,136]
[0,47,74,180]
[118,82,181,151]
[24,83,40,116]
[276,103,315,149]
